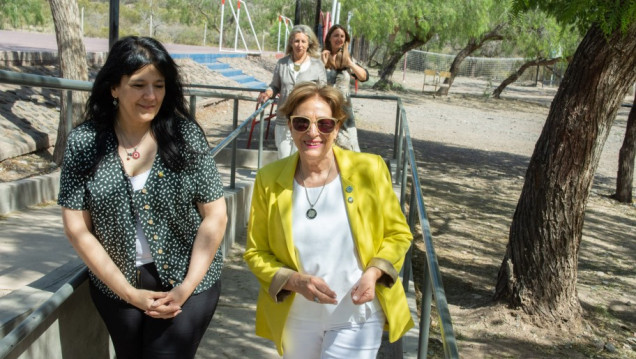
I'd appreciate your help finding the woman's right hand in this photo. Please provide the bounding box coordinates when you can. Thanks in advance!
[285,272,338,304]
[340,43,353,68]
[257,90,272,105]
[321,50,330,65]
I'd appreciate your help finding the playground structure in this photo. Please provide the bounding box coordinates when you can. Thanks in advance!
[218,0,348,54]
[219,0,262,53]
[277,15,292,53]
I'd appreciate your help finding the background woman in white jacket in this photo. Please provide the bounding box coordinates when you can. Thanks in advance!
[257,24,326,158]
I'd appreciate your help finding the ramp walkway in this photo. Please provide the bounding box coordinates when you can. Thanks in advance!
[0,163,423,358]
[1,39,459,355]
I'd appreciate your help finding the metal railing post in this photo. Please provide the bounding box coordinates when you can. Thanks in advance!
[258,109,265,169]
[402,245,413,294]
[400,130,409,208]
[393,102,402,161]
[65,90,73,134]
[402,182,418,294]
[189,95,197,118]
[395,106,404,183]
[231,98,239,189]
[417,255,432,359]
[400,136,412,293]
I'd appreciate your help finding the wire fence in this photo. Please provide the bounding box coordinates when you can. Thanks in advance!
[350,41,570,94]
[401,50,568,86]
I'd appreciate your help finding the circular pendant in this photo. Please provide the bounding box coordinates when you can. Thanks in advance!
[131,150,141,160]
[306,208,317,220]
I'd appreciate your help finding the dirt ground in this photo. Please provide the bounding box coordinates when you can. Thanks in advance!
[1,56,634,358]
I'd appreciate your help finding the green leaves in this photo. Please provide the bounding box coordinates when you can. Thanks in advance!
[505,7,579,59]
[510,0,636,36]
[0,0,50,29]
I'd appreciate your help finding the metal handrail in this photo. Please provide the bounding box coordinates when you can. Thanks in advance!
[0,69,271,189]
[351,93,459,358]
[0,69,459,358]
[0,268,88,358]
[0,70,92,91]
[400,101,460,359]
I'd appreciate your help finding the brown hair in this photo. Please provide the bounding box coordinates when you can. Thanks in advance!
[278,82,347,123]
[322,25,351,70]
[323,24,351,54]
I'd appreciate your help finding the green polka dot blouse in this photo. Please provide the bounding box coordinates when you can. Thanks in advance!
[58,119,225,300]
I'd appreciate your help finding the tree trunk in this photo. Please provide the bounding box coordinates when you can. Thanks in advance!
[614,92,636,202]
[494,24,636,323]
[49,0,89,165]
[373,36,428,90]
[367,44,382,67]
[492,57,562,99]
[435,25,504,96]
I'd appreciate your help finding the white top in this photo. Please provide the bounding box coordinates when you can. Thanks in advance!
[130,169,154,266]
[289,174,382,325]
[288,57,311,82]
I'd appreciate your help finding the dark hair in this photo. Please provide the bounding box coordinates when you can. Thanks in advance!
[85,36,200,173]
[323,25,350,54]
[278,82,347,123]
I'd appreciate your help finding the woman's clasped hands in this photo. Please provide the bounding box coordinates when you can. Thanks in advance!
[126,285,194,319]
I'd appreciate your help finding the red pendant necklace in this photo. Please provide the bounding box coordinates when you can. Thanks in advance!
[117,126,150,161]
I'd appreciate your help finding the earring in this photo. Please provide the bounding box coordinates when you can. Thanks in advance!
[113,98,118,107]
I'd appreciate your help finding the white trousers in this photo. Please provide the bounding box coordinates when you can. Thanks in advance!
[275,124,297,159]
[282,310,385,359]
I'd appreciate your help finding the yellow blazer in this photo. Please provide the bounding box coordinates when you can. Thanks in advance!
[244,146,414,355]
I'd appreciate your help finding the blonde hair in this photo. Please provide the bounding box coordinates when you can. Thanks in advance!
[278,82,347,123]
[286,24,321,58]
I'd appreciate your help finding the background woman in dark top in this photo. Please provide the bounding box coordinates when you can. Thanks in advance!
[321,24,369,152]
[58,36,227,359]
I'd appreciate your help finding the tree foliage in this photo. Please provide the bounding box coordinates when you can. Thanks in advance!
[491,8,581,98]
[512,0,636,35]
[341,0,513,88]
[504,8,579,58]
[0,0,51,29]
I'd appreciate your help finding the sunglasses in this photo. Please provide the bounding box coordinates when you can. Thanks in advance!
[290,115,339,134]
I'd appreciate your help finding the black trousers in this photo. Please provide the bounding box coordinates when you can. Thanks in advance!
[89,263,221,359]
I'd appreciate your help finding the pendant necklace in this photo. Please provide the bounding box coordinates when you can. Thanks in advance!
[299,158,334,220]
[118,126,150,161]
[293,54,306,72]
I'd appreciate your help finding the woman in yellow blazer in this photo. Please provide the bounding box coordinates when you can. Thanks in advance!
[244,82,414,358]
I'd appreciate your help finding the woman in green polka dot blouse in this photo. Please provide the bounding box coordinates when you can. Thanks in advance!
[58,36,227,359]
